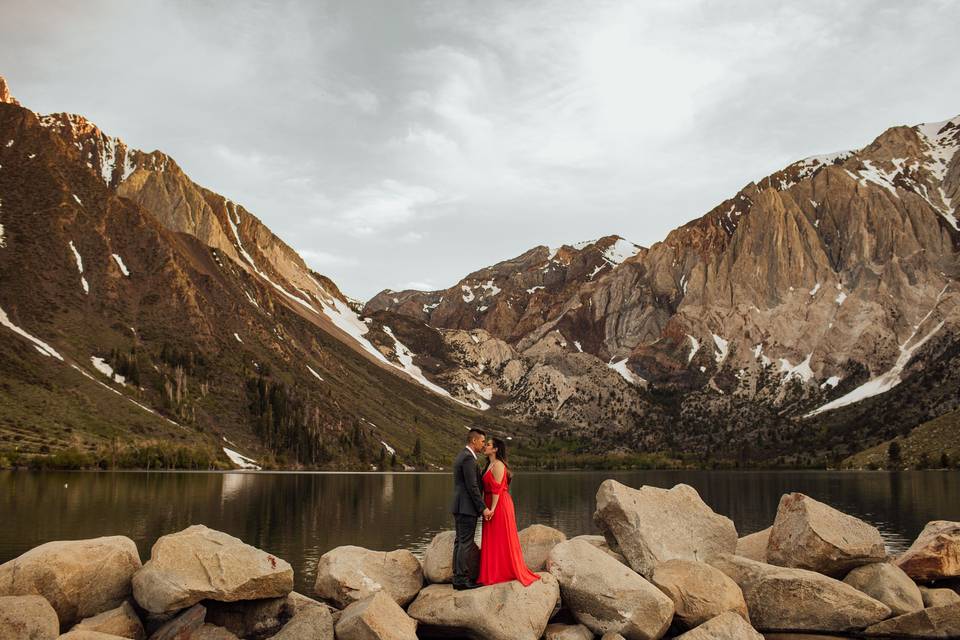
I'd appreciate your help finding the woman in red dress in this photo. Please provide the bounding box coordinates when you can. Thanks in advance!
[477,437,541,587]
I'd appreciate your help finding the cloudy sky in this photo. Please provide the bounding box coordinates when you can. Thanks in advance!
[3,0,959,299]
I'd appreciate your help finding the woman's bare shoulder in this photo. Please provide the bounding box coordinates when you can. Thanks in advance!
[492,460,506,480]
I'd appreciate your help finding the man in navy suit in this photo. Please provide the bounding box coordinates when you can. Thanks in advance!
[450,427,492,589]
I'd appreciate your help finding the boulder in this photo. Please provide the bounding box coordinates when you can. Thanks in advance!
[600,635,627,640]
[842,562,923,617]
[0,594,59,640]
[271,603,334,640]
[650,559,748,630]
[189,625,240,640]
[736,528,770,563]
[0,536,141,629]
[766,493,886,577]
[862,603,960,638]
[547,538,674,640]
[335,591,417,640]
[673,611,763,639]
[895,521,960,581]
[145,603,205,640]
[919,586,960,608]
[71,601,145,639]
[314,546,423,608]
[203,597,286,638]
[284,591,335,617]
[519,525,567,572]
[543,622,594,640]
[422,531,478,584]
[709,554,891,632]
[131,525,292,615]
[407,573,558,640]
[58,632,131,639]
[594,481,737,578]
[570,535,627,564]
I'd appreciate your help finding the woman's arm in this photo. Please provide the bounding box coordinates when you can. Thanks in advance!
[487,462,505,517]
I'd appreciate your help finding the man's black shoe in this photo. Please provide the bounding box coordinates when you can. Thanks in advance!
[453,581,482,590]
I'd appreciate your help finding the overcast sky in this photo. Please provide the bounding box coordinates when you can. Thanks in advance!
[3,1,959,299]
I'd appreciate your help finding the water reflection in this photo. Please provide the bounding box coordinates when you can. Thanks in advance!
[2,470,958,593]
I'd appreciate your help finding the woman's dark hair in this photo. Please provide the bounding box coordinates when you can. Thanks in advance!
[491,437,513,483]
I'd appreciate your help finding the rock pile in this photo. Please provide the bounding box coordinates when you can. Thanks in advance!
[1,482,958,639]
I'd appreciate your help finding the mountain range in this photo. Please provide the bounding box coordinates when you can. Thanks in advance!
[1,74,957,469]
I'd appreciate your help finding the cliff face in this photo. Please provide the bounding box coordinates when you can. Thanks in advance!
[370,115,960,464]
[0,77,519,469]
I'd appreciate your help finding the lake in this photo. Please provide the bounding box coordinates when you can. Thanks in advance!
[2,469,958,594]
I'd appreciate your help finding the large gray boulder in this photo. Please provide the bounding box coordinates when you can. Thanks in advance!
[766,493,886,577]
[593,481,737,578]
[920,585,960,608]
[131,525,292,615]
[842,562,923,617]
[190,625,240,640]
[547,538,674,640]
[147,603,205,640]
[570,535,627,565]
[519,525,567,572]
[650,559,748,630]
[271,603,334,640]
[407,573,558,640]
[736,528,770,563]
[422,531,478,584]
[862,603,960,638]
[673,611,763,640]
[203,597,287,638]
[895,521,960,581]
[70,601,145,640]
[709,554,891,632]
[314,546,423,608]
[543,622,594,640]
[0,536,141,629]
[335,591,417,640]
[0,594,59,640]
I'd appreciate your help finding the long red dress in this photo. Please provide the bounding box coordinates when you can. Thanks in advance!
[477,467,540,587]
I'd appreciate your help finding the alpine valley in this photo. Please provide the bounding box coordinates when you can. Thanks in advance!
[1,75,958,470]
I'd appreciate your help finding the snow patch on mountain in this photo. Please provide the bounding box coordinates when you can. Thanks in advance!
[779,354,814,383]
[608,358,644,385]
[0,306,64,360]
[807,286,950,416]
[306,365,324,382]
[712,334,729,364]
[91,356,126,385]
[223,447,261,470]
[68,241,89,294]
[111,253,130,276]
[382,325,483,410]
[602,238,641,266]
[687,334,701,363]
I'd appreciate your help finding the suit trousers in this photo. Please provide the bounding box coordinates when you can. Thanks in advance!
[453,513,479,585]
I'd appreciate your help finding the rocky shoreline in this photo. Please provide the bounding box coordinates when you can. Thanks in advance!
[1,480,959,640]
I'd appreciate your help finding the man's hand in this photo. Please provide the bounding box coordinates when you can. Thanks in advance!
[483,508,493,520]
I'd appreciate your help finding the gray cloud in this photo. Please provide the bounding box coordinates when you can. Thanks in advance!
[3,0,959,298]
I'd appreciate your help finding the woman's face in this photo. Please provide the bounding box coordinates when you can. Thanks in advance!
[483,440,496,456]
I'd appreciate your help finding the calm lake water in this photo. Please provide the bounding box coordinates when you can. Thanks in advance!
[3,470,959,593]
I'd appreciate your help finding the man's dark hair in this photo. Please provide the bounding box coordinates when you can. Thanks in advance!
[466,427,486,442]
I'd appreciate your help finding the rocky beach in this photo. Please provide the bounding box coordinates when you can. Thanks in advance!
[1,480,959,639]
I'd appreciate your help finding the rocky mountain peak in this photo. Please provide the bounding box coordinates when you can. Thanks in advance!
[0,76,18,106]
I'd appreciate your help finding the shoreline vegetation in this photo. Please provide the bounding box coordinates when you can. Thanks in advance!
[2,442,959,472]
[2,480,959,639]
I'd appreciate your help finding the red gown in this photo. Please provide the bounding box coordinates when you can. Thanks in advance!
[477,467,540,587]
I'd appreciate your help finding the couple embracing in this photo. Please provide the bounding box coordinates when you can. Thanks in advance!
[450,427,540,590]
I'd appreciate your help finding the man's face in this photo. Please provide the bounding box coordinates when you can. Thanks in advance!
[469,434,485,452]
